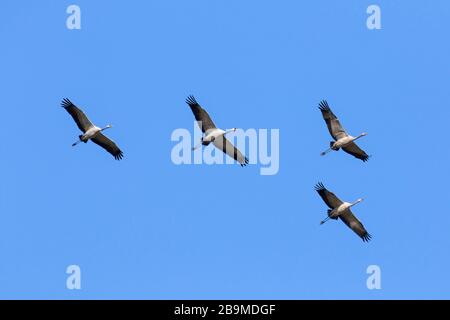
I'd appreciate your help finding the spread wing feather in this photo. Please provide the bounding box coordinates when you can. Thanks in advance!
[186,95,216,133]
[61,98,94,133]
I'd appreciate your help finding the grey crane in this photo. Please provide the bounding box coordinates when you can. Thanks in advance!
[315,182,372,242]
[186,95,249,167]
[318,100,369,162]
[61,98,123,160]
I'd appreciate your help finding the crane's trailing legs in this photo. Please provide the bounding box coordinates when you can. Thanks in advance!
[321,141,339,156]
[320,147,333,156]
[319,198,364,225]
[72,124,112,147]
[192,141,203,151]
[320,133,368,156]
[320,216,331,225]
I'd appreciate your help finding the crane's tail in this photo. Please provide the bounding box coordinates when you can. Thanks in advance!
[72,135,87,146]
[78,135,88,143]
[327,209,338,220]
[330,141,340,151]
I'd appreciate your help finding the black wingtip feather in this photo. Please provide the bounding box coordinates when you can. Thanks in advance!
[240,157,249,167]
[114,151,124,161]
[362,233,372,242]
[314,182,326,192]
[357,154,370,162]
[186,95,198,107]
[61,98,73,109]
[318,100,330,112]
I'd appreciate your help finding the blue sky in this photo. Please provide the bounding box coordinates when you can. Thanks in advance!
[0,0,449,299]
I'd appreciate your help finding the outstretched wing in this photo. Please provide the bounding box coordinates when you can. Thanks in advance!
[342,142,370,162]
[213,136,249,167]
[91,132,124,160]
[339,210,372,242]
[61,98,94,133]
[315,182,343,209]
[186,95,216,133]
[318,100,348,141]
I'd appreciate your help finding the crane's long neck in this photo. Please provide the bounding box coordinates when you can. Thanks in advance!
[101,125,112,131]
[350,198,364,207]
[219,128,237,138]
[224,128,237,136]
[353,133,367,142]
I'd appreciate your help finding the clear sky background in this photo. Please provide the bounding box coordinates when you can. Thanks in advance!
[0,0,449,299]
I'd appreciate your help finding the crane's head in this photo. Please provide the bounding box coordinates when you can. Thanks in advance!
[361,132,368,136]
